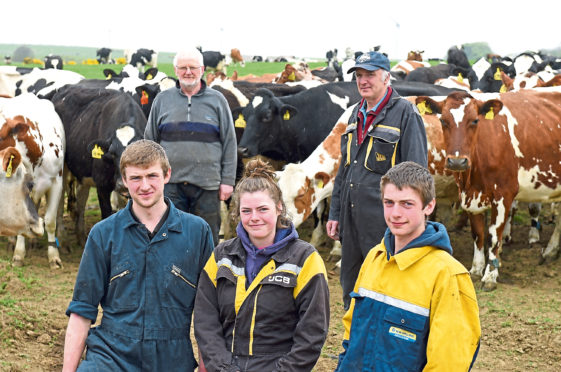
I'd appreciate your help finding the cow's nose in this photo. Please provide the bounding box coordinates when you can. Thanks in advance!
[446,157,469,171]
[238,147,250,158]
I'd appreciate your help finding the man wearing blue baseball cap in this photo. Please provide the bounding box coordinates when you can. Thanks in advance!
[327,51,428,309]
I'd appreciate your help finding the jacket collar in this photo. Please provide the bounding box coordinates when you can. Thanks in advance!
[378,241,434,271]
[344,88,401,135]
[222,235,297,264]
[120,198,183,233]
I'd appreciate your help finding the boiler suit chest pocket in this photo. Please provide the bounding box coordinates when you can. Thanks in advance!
[107,261,138,311]
[376,306,429,371]
[365,128,400,175]
[164,263,197,309]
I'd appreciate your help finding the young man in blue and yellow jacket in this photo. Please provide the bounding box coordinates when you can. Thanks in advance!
[335,161,480,371]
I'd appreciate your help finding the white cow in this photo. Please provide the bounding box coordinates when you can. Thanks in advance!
[0,94,65,268]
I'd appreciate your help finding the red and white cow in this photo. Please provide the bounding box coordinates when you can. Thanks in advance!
[416,89,561,290]
[0,94,65,268]
[275,107,354,257]
[390,60,431,75]
[230,48,245,67]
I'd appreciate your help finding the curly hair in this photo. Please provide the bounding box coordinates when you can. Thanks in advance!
[230,158,291,228]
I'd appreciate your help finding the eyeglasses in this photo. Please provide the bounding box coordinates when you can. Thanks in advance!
[176,65,201,73]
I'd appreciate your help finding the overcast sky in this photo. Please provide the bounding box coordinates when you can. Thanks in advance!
[3,0,559,60]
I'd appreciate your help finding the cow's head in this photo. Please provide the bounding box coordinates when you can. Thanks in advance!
[416,92,503,173]
[88,125,141,197]
[0,147,43,237]
[478,62,516,93]
[134,84,160,118]
[237,89,298,160]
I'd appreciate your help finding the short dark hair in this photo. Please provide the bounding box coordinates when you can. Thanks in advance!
[380,161,435,207]
[120,139,170,178]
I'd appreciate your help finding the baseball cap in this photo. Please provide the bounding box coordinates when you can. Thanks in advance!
[347,51,390,73]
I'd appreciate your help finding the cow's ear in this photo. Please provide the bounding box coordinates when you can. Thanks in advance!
[314,171,331,189]
[143,67,158,80]
[232,107,246,129]
[103,69,118,79]
[280,104,298,121]
[2,147,22,178]
[415,97,441,115]
[479,99,503,120]
[87,140,110,160]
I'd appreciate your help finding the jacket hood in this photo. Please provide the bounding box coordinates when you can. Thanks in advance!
[384,221,452,256]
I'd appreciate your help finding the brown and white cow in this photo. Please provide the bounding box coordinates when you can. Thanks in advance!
[416,89,561,290]
[230,48,245,67]
[275,107,354,258]
[0,94,65,268]
[390,60,431,76]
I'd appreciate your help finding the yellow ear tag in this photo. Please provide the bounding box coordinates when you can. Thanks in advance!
[485,107,494,120]
[317,179,324,189]
[283,111,291,120]
[106,74,112,80]
[288,71,295,81]
[494,68,501,80]
[457,73,463,83]
[235,113,246,128]
[500,84,507,93]
[416,101,432,115]
[5,155,14,178]
[146,73,153,80]
[92,145,104,159]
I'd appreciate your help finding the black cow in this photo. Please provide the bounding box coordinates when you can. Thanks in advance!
[447,45,471,69]
[44,54,63,69]
[312,66,340,82]
[252,55,263,62]
[51,86,147,243]
[391,81,463,97]
[96,47,113,64]
[129,48,157,70]
[236,82,361,163]
[405,63,479,88]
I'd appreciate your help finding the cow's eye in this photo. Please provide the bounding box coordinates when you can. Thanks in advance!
[439,118,448,128]
[472,118,479,126]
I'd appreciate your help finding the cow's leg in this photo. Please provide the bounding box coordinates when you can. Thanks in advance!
[528,202,542,244]
[469,212,486,279]
[503,200,517,244]
[309,201,327,248]
[329,240,342,261]
[75,183,91,246]
[541,203,561,263]
[12,235,26,267]
[97,187,114,220]
[44,177,64,269]
[481,200,510,291]
[218,200,231,243]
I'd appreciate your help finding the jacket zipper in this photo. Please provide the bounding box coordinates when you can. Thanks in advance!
[110,269,130,283]
[171,266,196,288]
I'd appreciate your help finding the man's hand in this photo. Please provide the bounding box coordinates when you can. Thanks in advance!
[326,220,340,240]
[219,184,234,201]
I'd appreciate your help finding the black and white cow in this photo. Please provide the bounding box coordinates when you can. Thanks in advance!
[0,66,84,98]
[51,85,147,244]
[44,54,63,69]
[96,47,113,64]
[201,50,226,74]
[128,48,158,71]
[237,82,361,163]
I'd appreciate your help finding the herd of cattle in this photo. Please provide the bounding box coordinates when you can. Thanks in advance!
[0,45,560,292]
